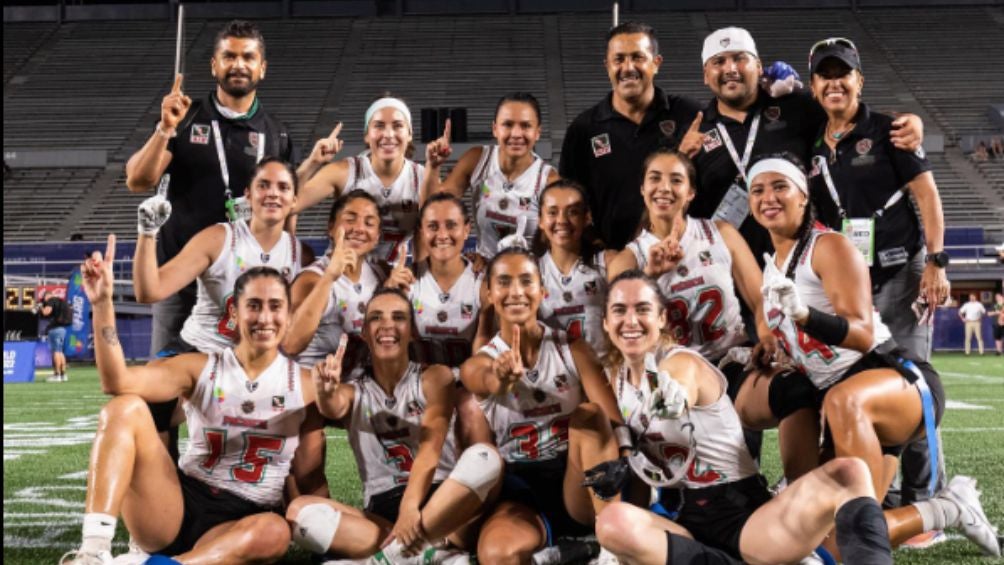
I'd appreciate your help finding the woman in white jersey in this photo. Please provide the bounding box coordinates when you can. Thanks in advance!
[460,248,622,563]
[287,288,504,561]
[284,190,385,371]
[426,92,561,266]
[588,269,899,565]
[133,157,311,354]
[297,95,425,263]
[385,192,484,368]
[737,156,1000,557]
[64,243,326,565]
[532,179,616,359]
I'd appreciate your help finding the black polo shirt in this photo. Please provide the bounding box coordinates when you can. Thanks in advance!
[160,92,294,263]
[689,89,825,261]
[808,103,930,289]
[560,87,702,249]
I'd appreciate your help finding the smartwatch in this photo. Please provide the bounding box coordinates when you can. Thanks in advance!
[925,251,950,268]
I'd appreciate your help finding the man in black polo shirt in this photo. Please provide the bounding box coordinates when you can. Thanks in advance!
[680,27,923,263]
[560,22,702,249]
[125,19,294,358]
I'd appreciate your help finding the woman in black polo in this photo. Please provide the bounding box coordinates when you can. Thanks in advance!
[805,38,949,363]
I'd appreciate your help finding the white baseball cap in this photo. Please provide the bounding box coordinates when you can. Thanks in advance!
[702,27,758,65]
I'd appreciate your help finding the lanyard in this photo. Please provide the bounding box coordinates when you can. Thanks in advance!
[213,120,266,221]
[716,112,761,184]
[814,155,904,220]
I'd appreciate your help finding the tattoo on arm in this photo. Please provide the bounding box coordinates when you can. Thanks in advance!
[100,326,120,347]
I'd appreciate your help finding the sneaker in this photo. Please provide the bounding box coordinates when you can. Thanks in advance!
[900,529,947,549]
[59,550,113,565]
[369,540,467,565]
[938,476,1002,556]
[46,375,65,383]
[111,538,149,564]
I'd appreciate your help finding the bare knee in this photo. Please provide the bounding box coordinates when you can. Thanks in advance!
[478,539,528,565]
[822,385,867,430]
[99,395,151,428]
[821,457,874,499]
[595,503,646,556]
[236,513,291,562]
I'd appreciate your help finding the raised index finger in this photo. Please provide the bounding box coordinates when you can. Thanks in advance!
[328,122,343,141]
[396,242,408,269]
[171,73,184,94]
[335,227,345,248]
[332,334,349,367]
[105,233,117,265]
[688,111,704,133]
[512,325,521,365]
[441,118,452,143]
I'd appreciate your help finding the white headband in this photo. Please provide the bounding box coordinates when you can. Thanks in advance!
[747,158,807,194]
[364,97,412,133]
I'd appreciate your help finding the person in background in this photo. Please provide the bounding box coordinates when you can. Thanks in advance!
[958,293,987,355]
[35,289,73,383]
[991,293,1004,356]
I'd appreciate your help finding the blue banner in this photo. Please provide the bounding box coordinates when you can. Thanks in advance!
[64,267,93,360]
[3,341,36,383]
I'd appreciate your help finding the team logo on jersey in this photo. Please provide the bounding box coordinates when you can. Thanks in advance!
[438,292,450,303]
[338,298,348,313]
[502,181,515,192]
[413,299,424,314]
[245,380,259,393]
[702,129,723,153]
[584,281,598,296]
[562,291,573,303]
[526,368,540,383]
[461,303,474,320]
[190,124,210,144]
[764,106,781,122]
[914,146,926,159]
[659,120,677,137]
[856,139,873,155]
[260,252,270,263]
[699,250,713,266]
[561,275,572,285]
[358,302,366,314]
[480,182,491,197]
[518,197,532,210]
[281,266,291,280]
[406,400,423,417]
[437,310,448,323]
[677,265,689,277]
[498,198,510,211]
[385,397,397,409]
[591,134,612,158]
[241,400,255,414]
[272,395,285,412]
[554,373,570,393]
[249,131,261,149]
[354,283,363,293]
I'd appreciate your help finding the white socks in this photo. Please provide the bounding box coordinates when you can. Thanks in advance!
[914,497,961,531]
[81,512,116,554]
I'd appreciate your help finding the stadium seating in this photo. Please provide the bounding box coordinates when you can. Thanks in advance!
[2,7,1003,243]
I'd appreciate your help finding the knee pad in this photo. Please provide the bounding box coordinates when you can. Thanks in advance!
[767,370,817,421]
[448,442,503,501]
[291,503,341,554]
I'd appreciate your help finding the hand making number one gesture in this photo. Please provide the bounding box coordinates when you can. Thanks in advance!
[425,118,453,169]
[160,73,192,135]
[307,122,344,166]
[677,111,704,159]
[326,228,358,279]
[644,216,685,278]
[493,325,525,394]
[385,242,415,293]
[312,334,349,396]
[81,234,117,306]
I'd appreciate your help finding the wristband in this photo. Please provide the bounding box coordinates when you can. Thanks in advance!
[800,307,850,346]
[614,424,633,451]
[155,122,177,139]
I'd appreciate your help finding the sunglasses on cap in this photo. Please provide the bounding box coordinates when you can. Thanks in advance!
[810,37,858,56]
[809,37,861,73]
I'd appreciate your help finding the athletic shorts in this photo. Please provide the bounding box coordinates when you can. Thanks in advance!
[660,474,771,560]
[155,470,277,557]
[47,326,67,354]
[993,323,1004,341]
[366,482,442,525]
[820,341,945,457]
[665,531,744,565]
[501,455,592,544]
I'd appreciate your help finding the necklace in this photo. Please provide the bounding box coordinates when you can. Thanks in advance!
[828,122,855,141]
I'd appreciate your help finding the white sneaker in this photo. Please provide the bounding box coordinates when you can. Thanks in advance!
[938,476,1002,556]
[369,541,470,565]
[111,538,149,564]
[46,375,65,383]
[59,549,113,565]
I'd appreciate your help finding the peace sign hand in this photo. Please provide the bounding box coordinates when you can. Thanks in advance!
[312,335,348,396]
[425,119,453,169]
[307,123,344,166]
[160,73,192,132]
[81,234,117,306]
[492,325,525,394]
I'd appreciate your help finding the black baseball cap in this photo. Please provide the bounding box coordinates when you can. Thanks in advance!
[809,38,861,74]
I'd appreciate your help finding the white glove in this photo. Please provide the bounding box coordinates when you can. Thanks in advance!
[137,194,172,236]
[497,214,529,252]
[644,353,687,419]
[718,346,753,370]
[765,276,808,322]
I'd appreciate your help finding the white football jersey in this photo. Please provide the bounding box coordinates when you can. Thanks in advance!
[538,251,610,360]
[629,219,746,361]
[182,220,305,354]
[409,261,482,367]
[470,145,553,258]
[764,229,892,389]
[477,324,583,463]
[296,256,385,368]
[347,362,457,506]
[179,349,306,507]
[346,155,424,263]
[614,347,758,489]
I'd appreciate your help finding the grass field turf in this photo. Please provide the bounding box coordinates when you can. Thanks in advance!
[4,353,1001,564]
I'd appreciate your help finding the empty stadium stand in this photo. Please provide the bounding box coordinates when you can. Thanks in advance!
[3,5,1003,248]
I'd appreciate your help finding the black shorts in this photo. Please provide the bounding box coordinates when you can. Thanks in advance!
[501,455,591,544]
[666,531,744,565]
[993,323,1004,341]
[155,470,277,557]
[819,342,945,457]
[659,474,771,560]
[366,482,442,524]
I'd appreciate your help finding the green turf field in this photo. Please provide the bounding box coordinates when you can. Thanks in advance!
[4,353,1002,564]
